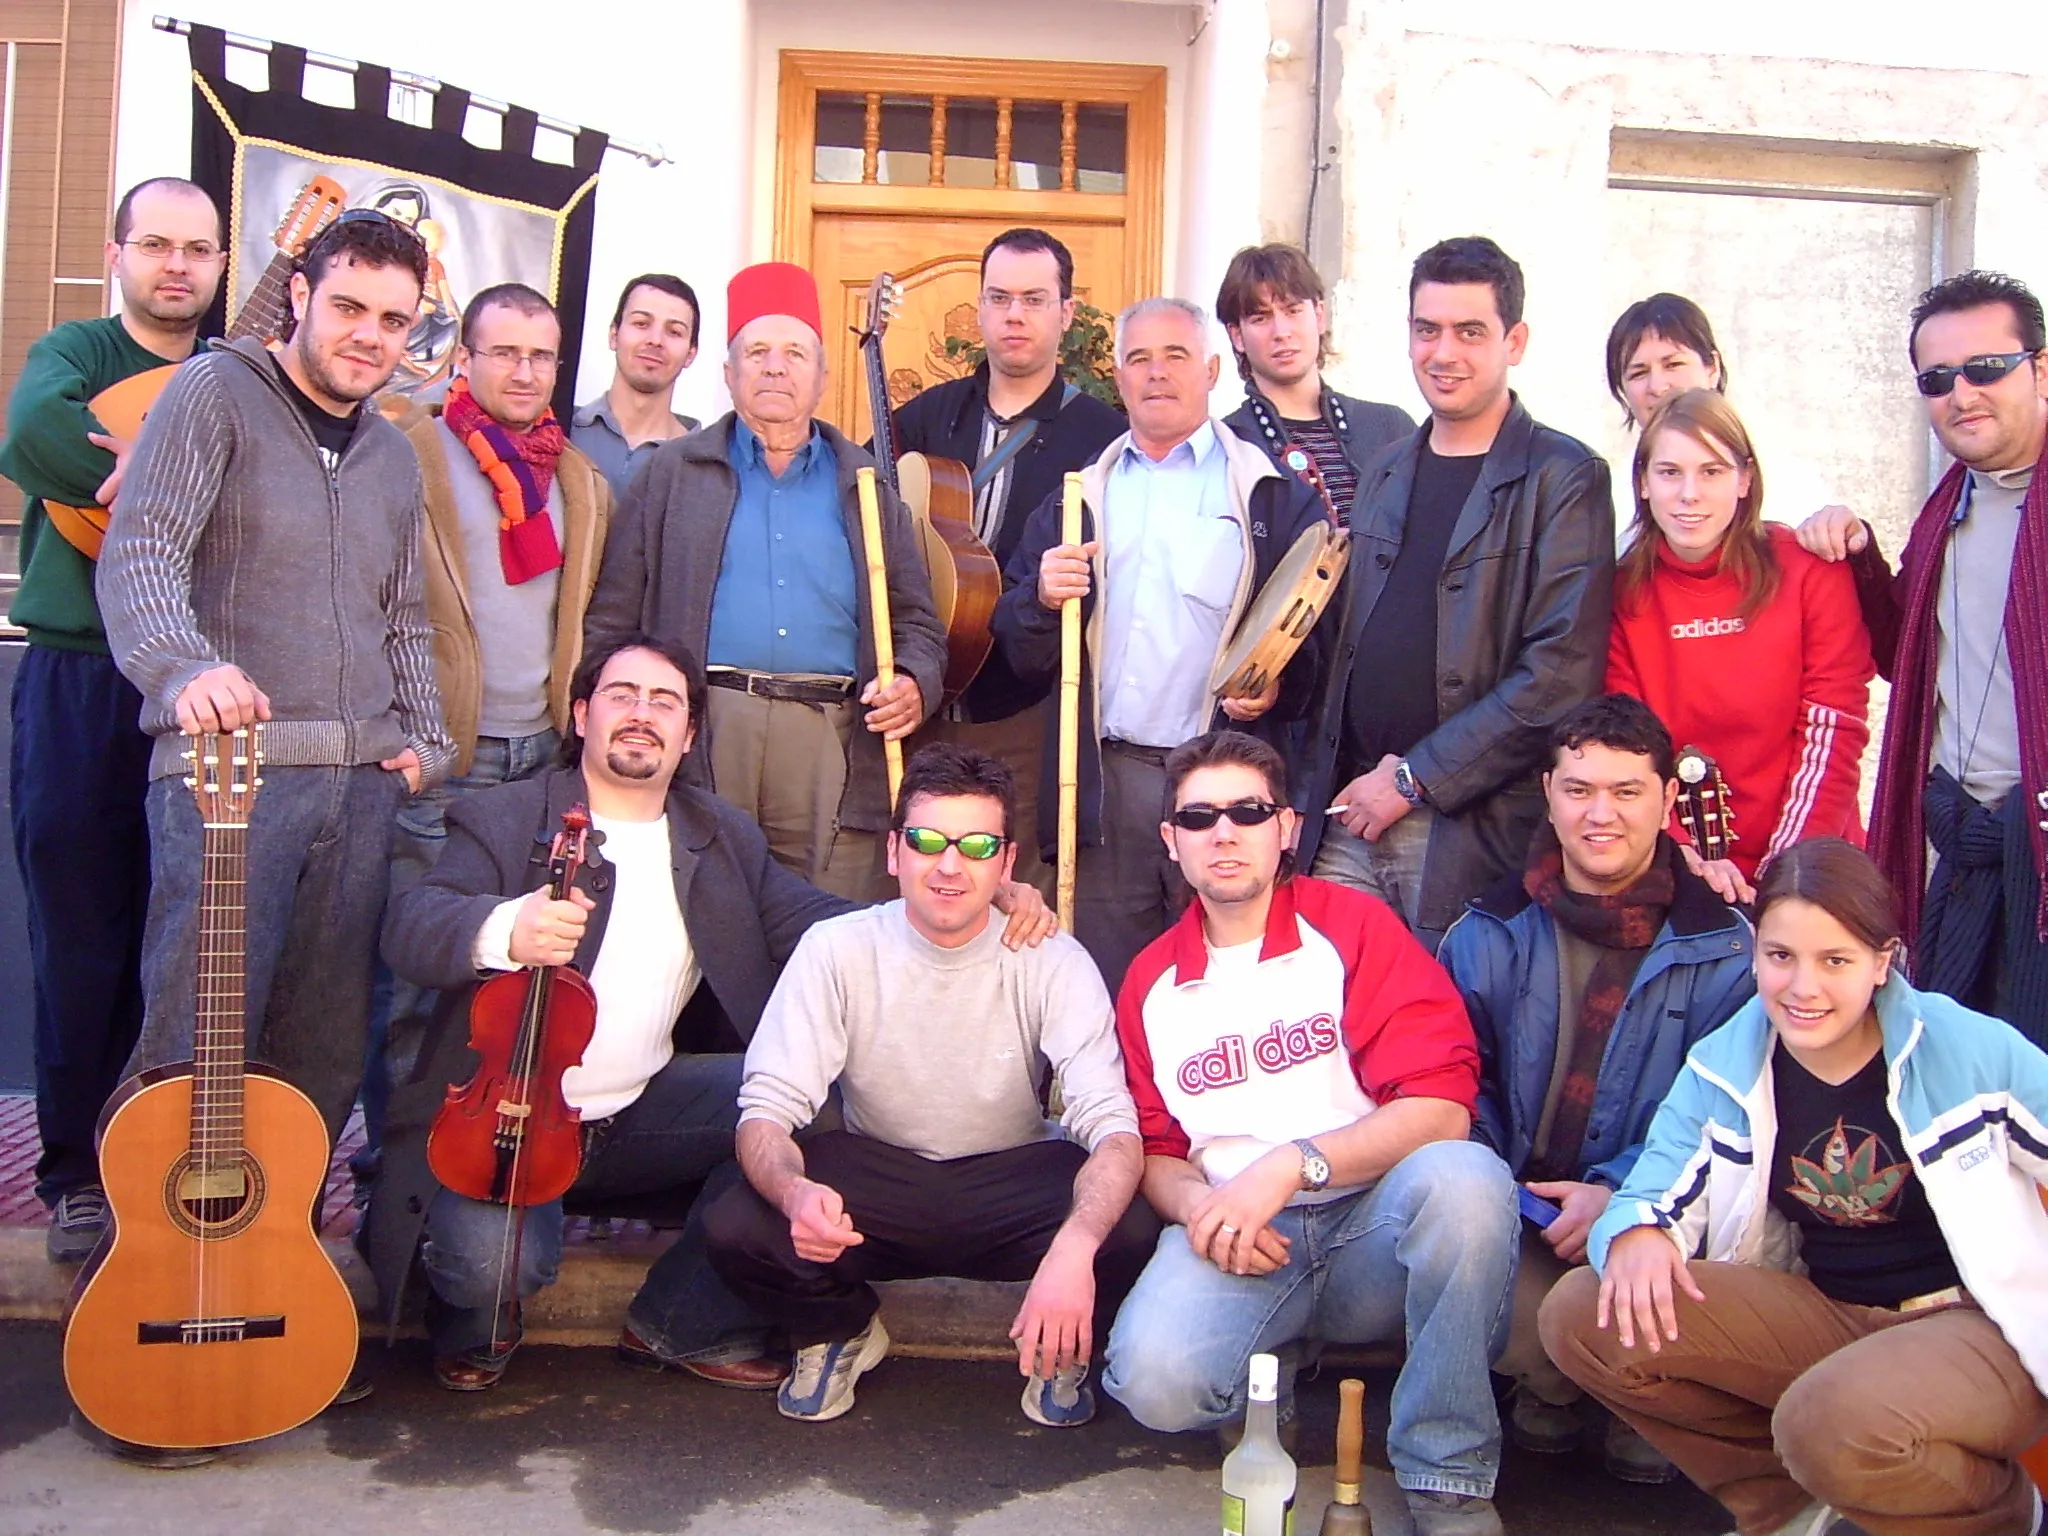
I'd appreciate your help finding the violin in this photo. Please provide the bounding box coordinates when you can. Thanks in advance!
[427,804,600,1207]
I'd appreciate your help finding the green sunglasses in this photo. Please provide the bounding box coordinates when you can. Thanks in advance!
[898,827,1009,860]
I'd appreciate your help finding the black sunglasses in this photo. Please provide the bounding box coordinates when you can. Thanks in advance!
[1168,800,1284,832]
[1914,351,2035,397]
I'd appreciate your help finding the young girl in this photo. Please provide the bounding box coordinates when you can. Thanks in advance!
[1606,389,1874,903]
[1539,839,2048,1536]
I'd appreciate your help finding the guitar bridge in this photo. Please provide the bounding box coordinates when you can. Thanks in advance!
[137,1314,287,1345]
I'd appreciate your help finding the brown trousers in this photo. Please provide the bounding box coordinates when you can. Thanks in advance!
[1495,1224,1581,1405]
[1539,1260,2048,1536]
[705,688,888,902]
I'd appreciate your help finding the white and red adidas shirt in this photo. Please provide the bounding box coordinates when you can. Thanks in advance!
[1116,876,1480,1198]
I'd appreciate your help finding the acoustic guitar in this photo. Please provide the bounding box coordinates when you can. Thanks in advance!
[1674,745,1738,863]
[64,726,357,1450]
[858,272,1002,705]
[41,175,347,561]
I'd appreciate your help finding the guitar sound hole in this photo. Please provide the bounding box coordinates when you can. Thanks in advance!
[162,1151,266,1240]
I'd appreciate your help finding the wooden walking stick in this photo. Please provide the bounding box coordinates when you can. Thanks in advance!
[1056,472,1084,933]
[855,466,905,808]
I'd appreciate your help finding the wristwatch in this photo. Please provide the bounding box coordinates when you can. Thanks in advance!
[1293,1139,1332,1193]
[1393,760,1427,807]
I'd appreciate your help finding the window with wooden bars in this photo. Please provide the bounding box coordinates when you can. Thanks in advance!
[0,0,121,626]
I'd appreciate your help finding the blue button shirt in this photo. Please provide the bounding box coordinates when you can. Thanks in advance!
[706,419,860,677]
[570,395,700,500]
[1098,420,1243,747]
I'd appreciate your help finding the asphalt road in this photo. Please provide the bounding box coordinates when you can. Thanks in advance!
[0,1321,1731,1535]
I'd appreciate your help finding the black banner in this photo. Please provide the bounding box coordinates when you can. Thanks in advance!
[187,25,604,415]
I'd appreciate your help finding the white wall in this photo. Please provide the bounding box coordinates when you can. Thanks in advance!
[112,0,754,424]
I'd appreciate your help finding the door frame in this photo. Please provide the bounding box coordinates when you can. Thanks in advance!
[773,48,1166,303]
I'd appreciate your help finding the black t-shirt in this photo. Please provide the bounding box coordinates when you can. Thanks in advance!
[271,355,359,463]
[1767,1041,1960,1307]
[1342,441,1484,775]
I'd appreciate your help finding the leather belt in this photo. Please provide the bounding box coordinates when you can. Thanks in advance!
[707,668,856,705]
[1893,1284,1972,1314]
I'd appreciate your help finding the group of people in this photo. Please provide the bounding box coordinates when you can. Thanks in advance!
[5,171,2047,1536]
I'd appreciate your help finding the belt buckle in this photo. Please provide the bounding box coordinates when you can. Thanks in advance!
[1895,1284,1965,1314]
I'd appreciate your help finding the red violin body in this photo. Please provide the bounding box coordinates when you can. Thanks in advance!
[427,806,599,1207]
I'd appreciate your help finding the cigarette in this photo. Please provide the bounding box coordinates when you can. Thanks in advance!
[1325,802,1349,816]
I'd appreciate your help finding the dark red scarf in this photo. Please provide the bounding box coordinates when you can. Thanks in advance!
[1522,825,1676,1183]
[1869,435,2048,944]
[442,377,568,586]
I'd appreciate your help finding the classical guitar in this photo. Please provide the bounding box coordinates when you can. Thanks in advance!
[1674,744,1738,863]
[64,726,357,1449]
[42,175,347,561]
[858,271,1001,705]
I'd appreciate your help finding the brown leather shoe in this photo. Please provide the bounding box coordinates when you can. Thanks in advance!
[616,1327,787,1390]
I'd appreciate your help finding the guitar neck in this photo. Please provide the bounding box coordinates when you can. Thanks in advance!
[863,336,899,491]
[190,821,248,1161]
[226,251,296,344]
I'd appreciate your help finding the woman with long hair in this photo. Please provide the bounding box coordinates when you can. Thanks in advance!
[1539,839,2048,1536]
[1606,389,1874,902]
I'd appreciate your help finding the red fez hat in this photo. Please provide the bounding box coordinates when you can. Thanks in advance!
[727,262,823,345]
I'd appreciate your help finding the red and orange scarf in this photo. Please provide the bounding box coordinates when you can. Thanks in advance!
[443,377,568,586]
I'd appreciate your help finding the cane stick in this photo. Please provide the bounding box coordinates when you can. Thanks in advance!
[855,466,904,809]
[1057,472,1083,933]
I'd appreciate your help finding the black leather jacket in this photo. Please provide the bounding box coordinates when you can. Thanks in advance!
[1298,396,1615,934]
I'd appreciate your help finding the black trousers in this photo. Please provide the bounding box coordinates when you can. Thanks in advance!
[704,1130,1160,1350]
[9,647,152,1205]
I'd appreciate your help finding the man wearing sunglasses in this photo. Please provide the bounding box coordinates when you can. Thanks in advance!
[1102,729,1515,1536]
[1796,270,2048,1046]
[2,176,223,1264]
[706,743,1155,1428]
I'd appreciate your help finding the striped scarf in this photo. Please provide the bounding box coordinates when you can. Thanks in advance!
[1869,436,2048,944]
[442,378,567,586]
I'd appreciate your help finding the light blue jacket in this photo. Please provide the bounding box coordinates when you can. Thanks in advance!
[1588,974,2048,1395]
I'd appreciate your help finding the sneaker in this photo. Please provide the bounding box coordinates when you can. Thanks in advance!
[1403,1489,1505,1536]
[1508,1384,1584,1454]
[1020,1363,1096,1427]
[1602,1415,1679,1483]
[47,1185,108,1264]
[777,1316,890,1423]
[1723,1503,1836,1536]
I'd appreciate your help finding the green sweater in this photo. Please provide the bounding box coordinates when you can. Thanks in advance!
[0,316,173,651]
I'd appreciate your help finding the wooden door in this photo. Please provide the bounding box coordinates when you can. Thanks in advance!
[776,50,1164,437]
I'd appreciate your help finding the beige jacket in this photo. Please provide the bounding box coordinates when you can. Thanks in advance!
[404,409,611,775]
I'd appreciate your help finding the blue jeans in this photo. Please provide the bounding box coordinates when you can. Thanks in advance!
[1311,808,1441,954]
[359,730,559,1171]
[135,762,405,1140]
[1103,1138,1517,1499]
[420,1051,768,1365]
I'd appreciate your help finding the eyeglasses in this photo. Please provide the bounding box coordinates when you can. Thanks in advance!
[593,683,685,717]
[1914,351,2035,397]
[326,207,430,249]
[121,236,225,264]
[474,346,560,373]
[981,288,1058,313]
[1168,801,1284,832]
[898,827,1008,860]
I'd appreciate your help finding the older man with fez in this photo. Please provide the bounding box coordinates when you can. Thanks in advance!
[585,263,944,901]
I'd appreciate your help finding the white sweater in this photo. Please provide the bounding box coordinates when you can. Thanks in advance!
[738,902,1139,1160]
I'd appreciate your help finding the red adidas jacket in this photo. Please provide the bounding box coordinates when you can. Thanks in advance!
[1115,876,1478,1190]
[1607,522,1874,882]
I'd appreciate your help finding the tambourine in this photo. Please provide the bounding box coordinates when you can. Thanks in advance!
[1211,521,1351,701]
